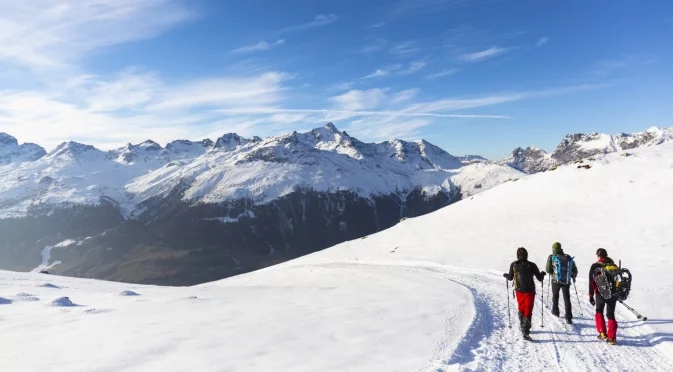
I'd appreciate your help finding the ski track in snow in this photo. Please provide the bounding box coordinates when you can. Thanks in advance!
[288,261,673,372]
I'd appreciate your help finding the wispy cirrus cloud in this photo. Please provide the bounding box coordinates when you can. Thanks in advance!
[426,69,459,79]
[329,88,389,111]
[230,39,285,54]
[0,0,195,70]
[275,14,338,34]
[392,0,476,18]
[400,61,427,74]
[459,46,509,62]
[363,61,425,79]
[363,64,402,78]
[390,41,423,55]
[358,39,388,53]
[0,70,292,149]
[536,37,550,47]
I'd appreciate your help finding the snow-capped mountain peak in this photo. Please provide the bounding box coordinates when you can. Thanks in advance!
[46,141,103,160]
[0,132,18,146]
[0,133,47,165]
[500,126,673,173]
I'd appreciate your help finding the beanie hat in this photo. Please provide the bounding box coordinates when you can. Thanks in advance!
[517,247,528,261]
[552,242,563,254]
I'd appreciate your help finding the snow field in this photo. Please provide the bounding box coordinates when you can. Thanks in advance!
[1,142,672,371]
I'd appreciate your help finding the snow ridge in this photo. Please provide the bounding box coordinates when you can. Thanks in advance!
[500,126,673,173]
[0,123,522,219]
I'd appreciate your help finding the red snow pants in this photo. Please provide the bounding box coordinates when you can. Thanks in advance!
[516,291,536,317]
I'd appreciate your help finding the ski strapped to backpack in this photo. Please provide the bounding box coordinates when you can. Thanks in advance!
[593,260,632,301]
[551,254,575,285]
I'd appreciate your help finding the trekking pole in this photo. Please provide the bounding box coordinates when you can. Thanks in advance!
[619,301,648,321]
[547,277,551,308]
[540,276,545,328]
[506,278,512,328]
[572,279,584,316]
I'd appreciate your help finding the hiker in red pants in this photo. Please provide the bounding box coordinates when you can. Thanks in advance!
[504,247,546,340]
[589,248,619,345]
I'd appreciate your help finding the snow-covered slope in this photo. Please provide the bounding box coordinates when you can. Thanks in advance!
[500,126,673,173]
[2,142,672,371]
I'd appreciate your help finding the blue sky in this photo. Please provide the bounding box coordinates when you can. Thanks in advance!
[0,0,671,159]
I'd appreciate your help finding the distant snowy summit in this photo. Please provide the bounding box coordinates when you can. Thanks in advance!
[0,133,46,165]
[499,126,673,173]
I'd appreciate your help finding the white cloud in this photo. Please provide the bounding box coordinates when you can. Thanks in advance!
[390,41,423,55]
[391,89,420,103]
[0,70,292,150]
[536,37,550,47]
[364,61,424,79]
[332,81,356,91]
[231,39,285,54]
[364,69,391,78]
[358,39,388,53]
[0,0,194,70]
[363,64,402,79]
[329,88,388,111]
[426,69,459,79]
[400,61,427,74]
[276,14,338,34]
[459,46,509,62]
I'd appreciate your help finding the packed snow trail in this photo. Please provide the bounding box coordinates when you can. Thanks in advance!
[286,261,673,372]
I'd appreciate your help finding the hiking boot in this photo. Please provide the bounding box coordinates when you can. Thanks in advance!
[597,332,607,340]
[607,338,617,345]
[523,334,533,341]
[566,318,573,325]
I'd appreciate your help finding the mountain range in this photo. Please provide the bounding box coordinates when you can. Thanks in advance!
[0,123,670,284]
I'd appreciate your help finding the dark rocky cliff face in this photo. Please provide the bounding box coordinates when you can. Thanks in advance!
[0,187,459,286]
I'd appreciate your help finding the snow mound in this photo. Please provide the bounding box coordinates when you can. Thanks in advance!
[37,283,61,289]
[12,293,40,301]
[45,296,76,307]
[113,290,140,296]
[0,297,11,304]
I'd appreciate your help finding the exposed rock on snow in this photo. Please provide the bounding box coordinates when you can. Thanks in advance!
[500,126,673,173]
[37,283,61,289]
[114,290,140,296]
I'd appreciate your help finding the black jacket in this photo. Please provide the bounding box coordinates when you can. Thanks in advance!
[507,260,544,293]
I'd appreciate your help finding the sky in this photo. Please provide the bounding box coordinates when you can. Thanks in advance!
[0,0,672,159]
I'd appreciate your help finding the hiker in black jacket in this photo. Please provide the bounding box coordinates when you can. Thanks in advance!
[545,242,578,324]
[589,248,619,345]
[503,247,546,340]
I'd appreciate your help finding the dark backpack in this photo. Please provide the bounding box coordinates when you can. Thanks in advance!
[551,254,574,285]
[594,262,632,301]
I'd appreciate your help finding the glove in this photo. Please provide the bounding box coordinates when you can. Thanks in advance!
[541,271,546,278]
[589,295,595,306]
[503,273,509,279]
